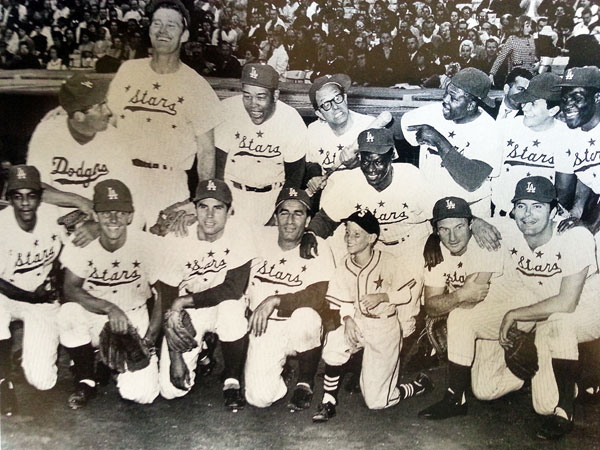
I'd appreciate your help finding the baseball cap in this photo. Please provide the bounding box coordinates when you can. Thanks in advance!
[241,63,279,90]
[308,73,352,109]
[6,165,42,193]
[512,72,561,103]
[431,196,473,224]
[149,0,190,27]
[357,128,394,154]
[511,176,556,203]
[59,73,110,114]
[275,186,312,213]
[450,67,495,108]
[556,66,600,89]
[342,209,380,237]
[93,179,134,212]
[194,179,232,205]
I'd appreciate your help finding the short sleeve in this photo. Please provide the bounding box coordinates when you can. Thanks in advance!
[282,106,307,163]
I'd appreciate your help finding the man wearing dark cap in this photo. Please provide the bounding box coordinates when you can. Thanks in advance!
[420,177,600,441]
[312,209,430,423]
[0,166,64,417]
[214,63,307,226]
[59,179,163,409]
[305,73,374,197]
[491,72,569,217]
[401,67,502,218]
[107,0,225,224]
[245,186,334,411]
[156,179,256,412]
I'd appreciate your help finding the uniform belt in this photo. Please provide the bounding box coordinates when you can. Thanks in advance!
[362,311,396,319]
[132,158,174,171]
[231,181,283,193]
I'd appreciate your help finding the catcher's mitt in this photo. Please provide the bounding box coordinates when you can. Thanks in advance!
[426,315,448,358]
[164,309,198,353]
[57,209,88,234]
[99,323,151,373]
[504,325,538,380]
[149,200,197,237]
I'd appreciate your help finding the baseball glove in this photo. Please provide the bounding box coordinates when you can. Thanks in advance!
[57,209,88,234]
[149,200,197,237]
[164,309,198,353]
[98,323,151,373]
[504,325,538,380]
[426,315,448,358]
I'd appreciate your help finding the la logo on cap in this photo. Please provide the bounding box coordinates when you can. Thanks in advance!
[366,132,374,143]
[207,180,217,191]
[289,188,298,197]
[565,70,574,80]
[249,67,258,79]
[108,187,119,200]
[81,80,94,88]
[526,182,536,193]
[16,167,26,180]
[446,199,456,209]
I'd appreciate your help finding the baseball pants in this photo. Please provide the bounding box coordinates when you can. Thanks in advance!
[58,302,159,404]
[159,299,248,399]
[0,294,59,390]
[245,307,322,408]
[226,181,283,227]
[322,314,402,409]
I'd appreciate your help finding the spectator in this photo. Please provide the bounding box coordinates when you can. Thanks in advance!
[348,48,370,86]
[490,15,539,81]
[0,39,14,68]
[211,41,242,78]
[10,40,41,69]
[473,37,500,78]
[313,40,346,79]
[573,7,598,35]
[266,29,289,80]
[212,17,238,50]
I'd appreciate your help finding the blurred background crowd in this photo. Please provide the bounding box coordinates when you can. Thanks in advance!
[1,0,600,88]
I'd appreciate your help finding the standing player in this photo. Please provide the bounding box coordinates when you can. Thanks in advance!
[401,67,502,218]
[0,166,63,416]
[157,179,255,411]
[305,73,373,195]
[245,187,335,410]
[107,0,225,224]
[214,63,307,226]
[58,179,162,409]
[312,210,430,423]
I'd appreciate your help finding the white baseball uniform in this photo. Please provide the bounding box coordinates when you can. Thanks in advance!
[58,230,162,404]
[306,110,374,173]
[401,102,502,217]
[215,95,307,226]
[157,218,256,399]
[0,204,63,390]
[323,249,413,409]
[107,58,226,222]
[554,125,600,194]
[244,228,335,408]
[491,117,569,215]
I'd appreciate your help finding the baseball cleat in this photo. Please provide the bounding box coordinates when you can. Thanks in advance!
[288,384,313,411]
[418,389,467,420]
[198,357,216,377]
[536,414,574,440]
[68,382,97,410]
[223,388,246,411]
[0,379,18,416]
[413,372,434,397]
[312,402,336,423]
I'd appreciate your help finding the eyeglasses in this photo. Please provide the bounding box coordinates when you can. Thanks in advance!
[319,93,344,111]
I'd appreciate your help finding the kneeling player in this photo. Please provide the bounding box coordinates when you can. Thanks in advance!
[0,166,63,416]
[59,180,162,408]
[158,179,254,411]
[245,187,334,410]
[312,210,430,422]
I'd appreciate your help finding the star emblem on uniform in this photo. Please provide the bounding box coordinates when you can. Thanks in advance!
[355,203,362,210]
[448,131,456,138]
[318,148,324,155]
[186,262,192,269]
[378,201,385,207]
[207,251,215,258]
[536,251,543,258]
[113,289,118,294]
[506,167,510,172]
[178,97,184,103]
[88,260,93,267]
[224,249,230,255]
[34,240,39,246]
[279,258,286,265]
[301,265,307,272]
[510,248,517,255]
[532,139,540,147]
[590,138,596,146]
[457,262,463,268]
[146,117,152,123]
[112,260,120,267]
[403,203,408,209]
[235,132,240,139]
[374,275,384,289]
[538,281,543,286]
[133,260,140,268]
[137,284,141,288]
[203,278,208,282]
[465,142,470,147]
[153,82,161,90]
[172,125,177,129]
[51,234,57,241]
[125,85,131,92]
[566,149,571,156]
[275,290,279,294]
[526,172,531,177]
[594,173,598,178]
[556,253,561,260]
[256,130,264,138]
[507,139,514,146]
[120,114,125,119]
[337,144,344,151]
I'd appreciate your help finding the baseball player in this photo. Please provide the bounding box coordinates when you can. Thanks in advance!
[312,210,431,423]
[245,187,335,410]
[214,63,307,226]
[305,73,374,195]
[157,179,255,411]
[58,179,163,409]
[0,166,63,416]
[420,177,600,441]
[107,0,225,224]
[491,72,568,217]
[401,67,502,218]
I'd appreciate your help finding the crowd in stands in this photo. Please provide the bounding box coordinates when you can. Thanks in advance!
[2,0,600,87]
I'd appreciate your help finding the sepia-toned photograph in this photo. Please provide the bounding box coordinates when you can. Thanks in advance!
[1,0,600,448]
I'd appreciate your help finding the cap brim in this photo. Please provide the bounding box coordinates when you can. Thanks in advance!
[512,90,538,104]
[481,96,495,108]
[358,144,394,154]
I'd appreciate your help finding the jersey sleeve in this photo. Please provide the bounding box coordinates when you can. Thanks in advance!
[153,236,185,287]
[187,73,226,138]
[400,104,437,146]
[214,96,236,154]
[283,106,308,163]
[326,264,355,318]
[26,122,53,177]
[59,241,88,280]
[561,227,597,277]
[319,171,352,222]
[424,262,448,288]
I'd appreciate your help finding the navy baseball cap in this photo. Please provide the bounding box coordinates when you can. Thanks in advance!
[557,66,600,89]
[6,165,42,193]
[451,67,495,108]
[357,128,394,154]
[59,73,110,114]
[275,186,312,213]
[309,73,352,109]
[342,209,380,237]
[512,176,556,203]
[194,179,232,205]
[432,196,473,224]
[94,179,134,213]
[512,72,561,104]
[241,63,279,90]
